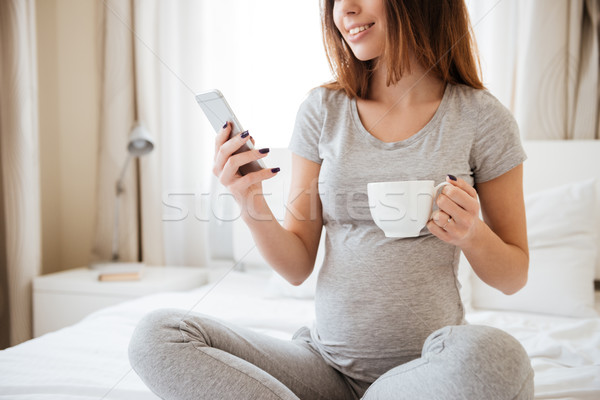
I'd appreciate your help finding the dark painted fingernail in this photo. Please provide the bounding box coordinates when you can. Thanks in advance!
[271,167,280,173]
[447,174,457,181]
[259,148,270,154]
[222,122,228,129]
[241,130,249,138]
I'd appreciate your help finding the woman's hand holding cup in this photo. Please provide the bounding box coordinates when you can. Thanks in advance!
[427,175,481,247]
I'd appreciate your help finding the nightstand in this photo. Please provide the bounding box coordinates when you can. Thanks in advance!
[33,266,208,337]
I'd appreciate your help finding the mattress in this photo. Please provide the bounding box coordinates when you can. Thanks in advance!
[0,268,599,399]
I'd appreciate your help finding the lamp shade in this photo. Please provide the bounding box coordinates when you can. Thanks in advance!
[127,123,154,156]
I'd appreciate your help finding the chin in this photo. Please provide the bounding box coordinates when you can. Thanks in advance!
[352,52,379,62]
[354,55,375,62]
[347,45,381,62]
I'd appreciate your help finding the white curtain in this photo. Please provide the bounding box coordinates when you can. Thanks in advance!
[93,0,140,264]
[468,0,600,140]
[96,0,330,266]
[0,0,42,347]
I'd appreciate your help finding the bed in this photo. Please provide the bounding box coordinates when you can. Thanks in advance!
[1,140,600,399]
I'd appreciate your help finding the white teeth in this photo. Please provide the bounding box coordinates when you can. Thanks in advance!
[349,23,373,35]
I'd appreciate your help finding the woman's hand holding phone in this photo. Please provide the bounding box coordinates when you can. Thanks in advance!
[212,122,279,205]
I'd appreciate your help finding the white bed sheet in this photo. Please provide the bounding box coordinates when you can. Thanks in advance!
[0,269,599,400]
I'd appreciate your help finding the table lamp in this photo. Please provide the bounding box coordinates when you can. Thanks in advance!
[90,122,154,276]
[111,122,154,261]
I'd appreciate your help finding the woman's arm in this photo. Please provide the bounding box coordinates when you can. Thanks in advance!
[241,154,323,285]
[427,165,529,295]
[213,123,322,285]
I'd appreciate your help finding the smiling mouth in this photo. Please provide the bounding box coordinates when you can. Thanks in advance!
[349,23,375,36]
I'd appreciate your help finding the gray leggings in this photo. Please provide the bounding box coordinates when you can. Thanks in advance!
[128,309,534,400]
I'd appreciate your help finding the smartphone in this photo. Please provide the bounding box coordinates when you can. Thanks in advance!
[195,89,266,176]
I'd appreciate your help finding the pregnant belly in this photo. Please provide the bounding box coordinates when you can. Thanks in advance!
[310,239,464,380]
[312,283,464,381]
[314,277,463,353]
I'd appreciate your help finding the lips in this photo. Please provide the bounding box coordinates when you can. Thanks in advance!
[348,23,375,36]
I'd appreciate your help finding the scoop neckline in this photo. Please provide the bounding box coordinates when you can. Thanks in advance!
[350,83,452,150]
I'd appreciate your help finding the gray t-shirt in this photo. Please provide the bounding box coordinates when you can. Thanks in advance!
[288,83,526,382]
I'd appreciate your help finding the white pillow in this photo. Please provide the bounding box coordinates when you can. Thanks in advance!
[471,179,598,318]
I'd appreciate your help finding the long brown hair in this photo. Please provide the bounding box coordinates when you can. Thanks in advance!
[321,0,484,98]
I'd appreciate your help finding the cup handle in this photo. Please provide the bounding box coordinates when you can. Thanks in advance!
[430,182,451,219]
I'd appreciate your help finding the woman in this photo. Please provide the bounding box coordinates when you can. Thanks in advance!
[129,0,534,399]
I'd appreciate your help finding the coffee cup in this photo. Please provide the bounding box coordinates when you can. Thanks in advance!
[367,180,450,238]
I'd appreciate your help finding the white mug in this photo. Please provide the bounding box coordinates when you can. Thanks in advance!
[367,180,450,238]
